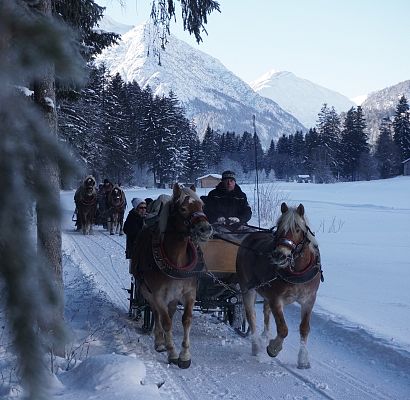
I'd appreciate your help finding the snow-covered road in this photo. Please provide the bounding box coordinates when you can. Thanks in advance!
[60,181,410,400]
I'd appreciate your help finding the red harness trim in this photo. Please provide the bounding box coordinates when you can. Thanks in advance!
[287,252,316,276]
[159,239,198,271]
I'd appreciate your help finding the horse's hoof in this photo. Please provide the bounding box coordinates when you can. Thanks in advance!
[266,344,281,358]
[178,358,191,369]
[297,361,311,369]
[119,233,124,236]
[110,232,114,235]
[168,357,179,365]
[155,344,167,353]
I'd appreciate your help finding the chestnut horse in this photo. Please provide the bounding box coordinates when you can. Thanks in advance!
[74,175,97,235]
[237,202,322,369]
[131,184,212,368]
[107,185,127,235]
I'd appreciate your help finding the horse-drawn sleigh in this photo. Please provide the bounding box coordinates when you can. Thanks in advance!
[128,187,323,369]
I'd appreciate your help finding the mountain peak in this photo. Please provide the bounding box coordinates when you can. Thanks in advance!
[250,70,355,128]
[96,24,304,148]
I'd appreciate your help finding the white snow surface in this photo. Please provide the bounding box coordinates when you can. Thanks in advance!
[2,177,410,399]
[250,70,355,129]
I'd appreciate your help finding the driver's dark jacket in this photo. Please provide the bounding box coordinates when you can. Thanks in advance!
[203,182,252,224]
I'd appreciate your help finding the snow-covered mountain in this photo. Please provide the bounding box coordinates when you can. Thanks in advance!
[250,70,355,129]
[361,80,410,144]
[95,24,304,148]
[97,15,133,35]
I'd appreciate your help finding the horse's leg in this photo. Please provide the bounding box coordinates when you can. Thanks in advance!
[297,299,315,369]
[178,296,195,369]
[151,309,166,352]
[242,288,259,355]
[108,214,113,234]
[261,299,272,340]
[158,305,178,364]
[267,300,287,358]
[81,214,87,235]
[119,217,124,236]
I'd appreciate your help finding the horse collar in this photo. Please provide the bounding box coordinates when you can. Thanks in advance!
[151,234,203,279]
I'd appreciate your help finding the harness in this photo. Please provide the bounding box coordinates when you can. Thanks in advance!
[140,199,209,280]
[212,224,324,291]
[151,234,204,279]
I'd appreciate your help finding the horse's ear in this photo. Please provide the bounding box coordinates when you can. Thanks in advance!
[190,184,196,192]
[297,203,305,216]
[281,202,288,214]
[173,183,181,198]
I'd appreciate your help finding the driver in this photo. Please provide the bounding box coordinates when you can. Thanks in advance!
[203,170,252,227]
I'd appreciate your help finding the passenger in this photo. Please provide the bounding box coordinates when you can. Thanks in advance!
[203,170,252,227]
[123,198,147,308]
[123,198,147,263]
[144,197,154,213]
[97,178,113,228]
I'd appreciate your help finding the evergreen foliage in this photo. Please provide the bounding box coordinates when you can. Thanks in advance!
[393,95,410,163]
[375,118,401,178]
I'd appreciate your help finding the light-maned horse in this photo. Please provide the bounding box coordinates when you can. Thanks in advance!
[107,185,127,235]
[131,184,212,368]
[74,175,97,235]
[237,202,322,369]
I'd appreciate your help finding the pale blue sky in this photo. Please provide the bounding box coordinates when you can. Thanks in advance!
[97,0,410,99]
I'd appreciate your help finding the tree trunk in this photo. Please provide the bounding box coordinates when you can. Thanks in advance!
[33,0,65,357]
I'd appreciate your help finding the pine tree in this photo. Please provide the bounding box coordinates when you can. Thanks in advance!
[292,130,305,174]
[202,125,221,169]
[264,140,276,176]
[375,118,401,178]
[304,127,320,178]
[316,104,341,181]
[393,95,410,163]
[101,73,132,183]
[273,134,292,179]
[1,0,84,395]
[238,131,254,173]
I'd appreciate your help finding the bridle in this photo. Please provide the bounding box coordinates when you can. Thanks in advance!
[167,200,209,238]
[274,227,312,272]
[110,189,126,212]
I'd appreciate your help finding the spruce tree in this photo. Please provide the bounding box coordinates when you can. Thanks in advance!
[375,118,401,178]
[202,125,221,169]
[273,134,291,180]
[264,140,276,176]
[316,104,341,181]
[393,95,410,163]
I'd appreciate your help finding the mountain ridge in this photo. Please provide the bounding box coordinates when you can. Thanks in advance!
[361,80,410,144]
[250,69,356,128]
[96,23,305,149]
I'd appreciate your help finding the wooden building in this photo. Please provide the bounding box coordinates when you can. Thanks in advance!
[196,174,222,188]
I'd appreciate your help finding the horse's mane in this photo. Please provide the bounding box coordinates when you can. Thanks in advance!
[276,206,318,251]
[158,187,202,235]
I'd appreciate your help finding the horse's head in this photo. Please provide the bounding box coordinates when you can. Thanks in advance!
[170,183,213,243]
[83,175,96,196]
[110,185,124,206]
[271,202,316,270]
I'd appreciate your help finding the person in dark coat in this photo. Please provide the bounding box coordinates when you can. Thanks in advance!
[97,178,114,228]
[123,198,147,260]
[203,170,252,226]
[124,198,147,309]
